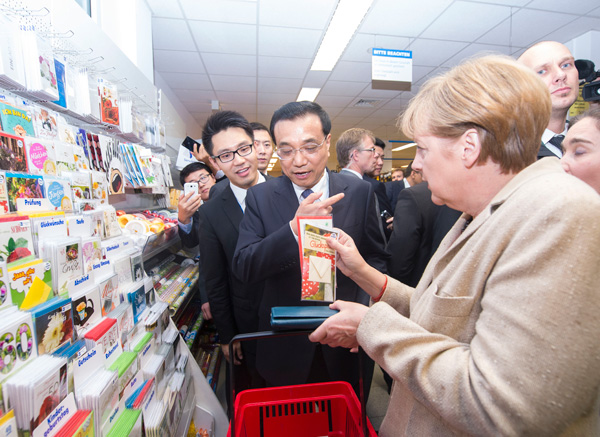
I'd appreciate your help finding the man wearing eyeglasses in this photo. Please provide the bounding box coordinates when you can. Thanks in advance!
[233,101,388,398]
[337,129,392,239]
[197,110,267,406]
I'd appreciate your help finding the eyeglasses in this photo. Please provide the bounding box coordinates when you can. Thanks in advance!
[276,137,327,161]
[189,174,212,185]
[358,147,382,159]
[212,143,253,163]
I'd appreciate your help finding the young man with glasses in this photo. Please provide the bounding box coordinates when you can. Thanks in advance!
[197,110,267,405]
[233,101,388,399]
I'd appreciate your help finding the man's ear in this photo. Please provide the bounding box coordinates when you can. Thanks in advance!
[208,157,220,172]
[461,128,481,168]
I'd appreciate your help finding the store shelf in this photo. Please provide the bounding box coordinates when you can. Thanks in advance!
[141,226,180,262]
[176,383,197,436]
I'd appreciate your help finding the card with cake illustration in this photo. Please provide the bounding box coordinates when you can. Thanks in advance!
[0,102,34,137]
[24,137,57,175]
[43,176,73,213]
[0,131,27,172]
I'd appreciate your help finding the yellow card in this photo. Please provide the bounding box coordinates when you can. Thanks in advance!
[19,276,52,310]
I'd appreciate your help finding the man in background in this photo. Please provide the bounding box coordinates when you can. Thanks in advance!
[177,161,215,321]
[250,122,274,176]
[518,41,579,158]
[403,160,423,188]
[391,167,404,181]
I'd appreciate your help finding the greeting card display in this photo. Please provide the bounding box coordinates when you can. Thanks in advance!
[25,137,57,175]
[0,102,34,138]
[73,144,90,171]
[91,171,108,204]
[4,172,44,212]
[0,260,10,310]
[43,176,73,212]
[30,297,74,355]
[296,216,337,302]
[66,214,92,238]
[0,310,37,383]
[70,286,101,338]
[0,131,27,172]
[30,212,67,256]
[0,215,34,265]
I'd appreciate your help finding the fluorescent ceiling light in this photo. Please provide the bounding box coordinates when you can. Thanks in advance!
[269,158,278,164]
[311,0,374,71]
[297,87,321,102]
[392,142,416,152]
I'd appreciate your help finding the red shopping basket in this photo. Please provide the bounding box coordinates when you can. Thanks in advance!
[227,331,377,437]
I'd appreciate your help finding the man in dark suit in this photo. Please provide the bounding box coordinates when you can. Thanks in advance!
[177,161,216,322]
[233,101,388,397]
[518,41,579,159]
[387,182,459,287]
[336,129,392,239]
[197,110,267,401]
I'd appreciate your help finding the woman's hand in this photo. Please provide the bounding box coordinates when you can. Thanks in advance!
[327,229,366,279]
[309,300,370,353]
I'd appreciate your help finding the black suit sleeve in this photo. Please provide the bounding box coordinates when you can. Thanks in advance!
[197,206,237,344]
[387,188,421,283]
[360,183,390,275]
[233,188,299,283]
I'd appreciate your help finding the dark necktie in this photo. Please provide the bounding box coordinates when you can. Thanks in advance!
[300,189,313,202]
[547,134,564,148]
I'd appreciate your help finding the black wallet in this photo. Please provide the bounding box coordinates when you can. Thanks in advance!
[270,306,339,331]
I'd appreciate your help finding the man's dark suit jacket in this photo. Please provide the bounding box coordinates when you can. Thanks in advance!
[233,170,388,389]
[197,184,262,345]
[537,141,560,160]
[385,180,405,213]
[387,182,458,288]
[178,209,200,248]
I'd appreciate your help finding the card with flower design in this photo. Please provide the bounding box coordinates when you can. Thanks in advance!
[0,215,34,265]
[4,172,44,212]
[31,297,74,355]
[81,237,101,274]
[0,131,27,173]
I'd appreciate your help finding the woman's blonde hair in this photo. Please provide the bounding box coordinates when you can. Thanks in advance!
[399,55,551,173]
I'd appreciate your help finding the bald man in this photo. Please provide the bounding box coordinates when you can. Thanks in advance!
[518,41,580,159]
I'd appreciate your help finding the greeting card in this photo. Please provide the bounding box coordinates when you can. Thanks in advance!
[0,131,27,172]
[43,176,73,213]
[32,107,58,140]
[31,297,74,355]
[0,215,34,265]
[7,258,52,309]
[0,102,34,138]
[54,142,76,174]
[81,237,101,274]
[71,286,101,338]
[25,137,57,175]
[98,273,118,316]
[4,172,44,212]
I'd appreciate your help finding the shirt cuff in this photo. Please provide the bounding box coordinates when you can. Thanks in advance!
[178,218,193,234]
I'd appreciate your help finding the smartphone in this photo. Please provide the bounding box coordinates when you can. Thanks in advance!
[380,210,392,220]
[184,182,198,197]
[182,136,198,152]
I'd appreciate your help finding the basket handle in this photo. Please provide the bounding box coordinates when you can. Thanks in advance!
[228,330,369,437]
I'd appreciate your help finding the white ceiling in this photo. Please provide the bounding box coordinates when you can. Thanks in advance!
[146,0,600,170]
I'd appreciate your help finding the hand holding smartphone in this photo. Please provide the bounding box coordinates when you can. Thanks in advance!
[184,182,199,198]
[182,136,198,152]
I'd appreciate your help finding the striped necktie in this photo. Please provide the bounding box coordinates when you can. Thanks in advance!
[300,189,313,202]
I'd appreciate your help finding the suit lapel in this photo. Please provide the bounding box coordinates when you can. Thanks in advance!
[220,184,244,229]
[273,175,301,223]
[330,171,350,228]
